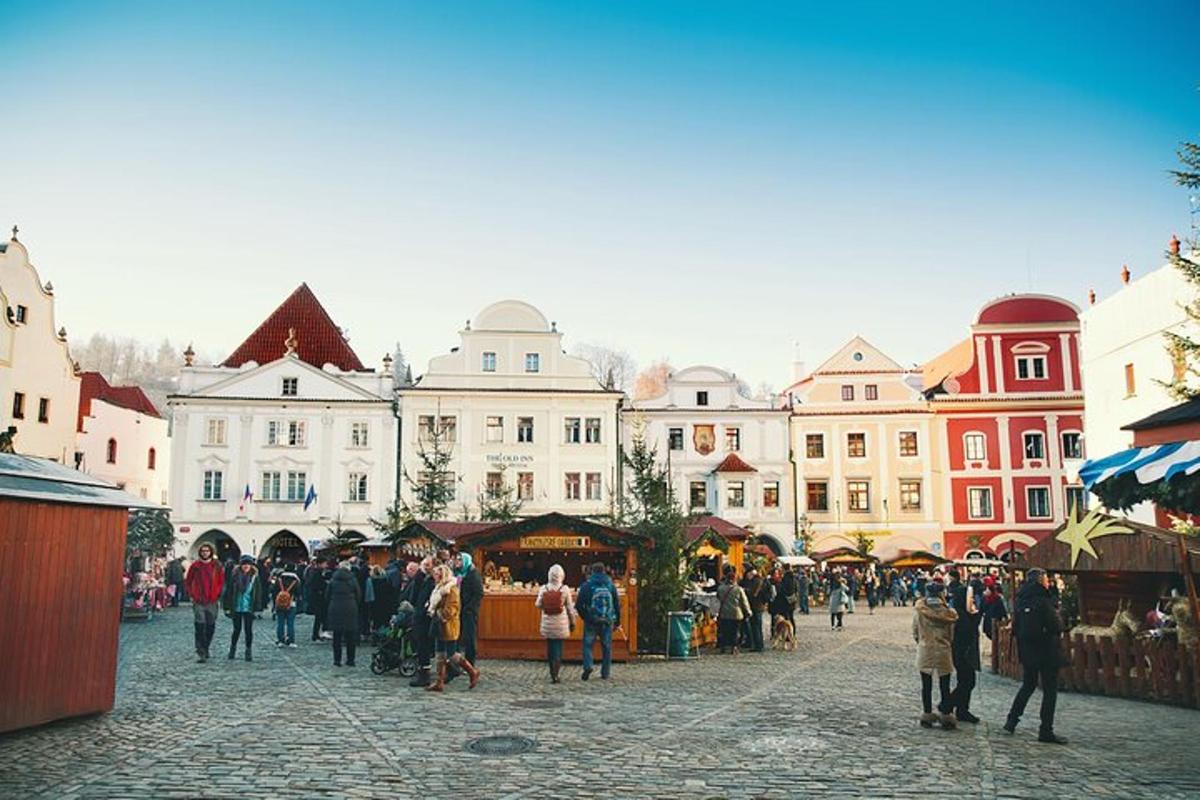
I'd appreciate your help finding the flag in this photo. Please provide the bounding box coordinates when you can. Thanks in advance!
[303,484,317,511]
[238,484,252,513]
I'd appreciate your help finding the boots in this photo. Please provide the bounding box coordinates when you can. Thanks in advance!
[409,667,431,687]
[204,623,216,660]
[228,642,237,660]
[426,661,447,692]
[245,645,252,662]
[455,655,480,689]
[919,713,937,729]
[938,713,957,730]
[194,624,207,662]
[549,659,561,684]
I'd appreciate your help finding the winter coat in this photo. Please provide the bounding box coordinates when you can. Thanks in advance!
[303,565,329,615]
[828,583,849,614]
[431,582,461,641]
[370,576,399,628]
[1013,581,1063,669]
[780,572,800,606]
[716,580,752,621]
[221,567,266,615]
[745,576,769,613]
[949,579,982,671]
[536,583,577,639]
[166,559,185,584]
[460,566,484,619]
[325,568,362,633]
[913,597,958,675]
[185,558,225,605]
[576,573,621,626]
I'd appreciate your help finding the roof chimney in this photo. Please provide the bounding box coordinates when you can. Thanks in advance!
[1170,234,1181,256]
[1088,289,1096,305]
[1120,264,1130,285]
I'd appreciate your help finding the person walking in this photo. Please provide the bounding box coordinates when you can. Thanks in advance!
[304,558,330,642]
[222,555,265,662]
[913,579,959,729]
[846,570,858,614]
[184,543,225,662]
[165,557,185,607]
[535,564,577,683]
[828,575,849,631]
[426,564,480,691]
[744,568,769,652]
[797,567,810,615]
[715,566,752,654]
[456,552,484,668]
[272,563,301,648]
[774,566,797,631]
[326,562,362,667]
[575,562,620,680]
[405,557,436,687]
[1003,569,1068,744]
[946,568,982,723]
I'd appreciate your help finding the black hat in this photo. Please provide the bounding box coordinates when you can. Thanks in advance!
[926,580,945,597]
[239,554,255,565]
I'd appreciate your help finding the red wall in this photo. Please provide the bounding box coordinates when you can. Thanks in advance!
[996,334,1069,393]
[946,418,1000,470]
[1008,416,1048,469]
[949,476,1004,525]
[1011,476,1056,524]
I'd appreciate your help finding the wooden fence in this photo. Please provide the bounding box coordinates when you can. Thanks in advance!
[992,624,1200,709]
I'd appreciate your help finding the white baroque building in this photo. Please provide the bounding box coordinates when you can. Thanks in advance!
[168,284,396,562]
[624,366,793,552]
[398,300,622,518]
[76,372,171,504]
[0,229,81,463]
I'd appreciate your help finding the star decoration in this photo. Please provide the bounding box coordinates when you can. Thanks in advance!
[1055,503,1135,568]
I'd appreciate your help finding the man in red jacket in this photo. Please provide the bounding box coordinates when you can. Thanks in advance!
[185,543,226,662]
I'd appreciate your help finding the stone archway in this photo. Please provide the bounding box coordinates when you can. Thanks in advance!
[191,529,241,563]
[259,530,309,565]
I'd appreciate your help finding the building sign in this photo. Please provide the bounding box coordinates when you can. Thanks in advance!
[693,425,716,456]
[487,454,535,465]
[519,535,590,549]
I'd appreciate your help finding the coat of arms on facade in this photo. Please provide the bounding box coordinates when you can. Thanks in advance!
[693,424,716,456]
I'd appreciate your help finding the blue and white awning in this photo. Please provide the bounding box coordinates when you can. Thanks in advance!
[1079,440,1200,489]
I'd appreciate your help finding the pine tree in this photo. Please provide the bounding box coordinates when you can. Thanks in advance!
[126,509,176,560]
[1165,139,1200,401]
[477,464,524,522]
[402,414,459,520]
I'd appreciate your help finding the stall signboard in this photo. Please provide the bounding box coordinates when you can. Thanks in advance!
[519,535,590,549]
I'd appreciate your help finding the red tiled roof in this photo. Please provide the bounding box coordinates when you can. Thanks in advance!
[77,372,161,432]
[711,453,757,473]
[685,514,752,542]
[221,283,366,372]
[414,521,498,543]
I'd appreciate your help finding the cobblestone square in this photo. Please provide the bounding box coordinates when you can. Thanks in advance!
[2,605,1198,799]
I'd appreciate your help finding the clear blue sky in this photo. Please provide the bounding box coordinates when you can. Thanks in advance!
[2,1,1197,389]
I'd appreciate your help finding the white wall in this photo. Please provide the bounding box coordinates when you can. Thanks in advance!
[78,398,171,504]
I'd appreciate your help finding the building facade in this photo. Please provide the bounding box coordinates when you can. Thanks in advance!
[398,300,622,519]
[0,230,81,463]
[785,337,941,557]
[168,284,396,562]
[923,294,1086,559]
[76,372,171,504]
[623,366,792,551]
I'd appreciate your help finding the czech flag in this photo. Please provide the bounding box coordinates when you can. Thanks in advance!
[303,484,317,511]
[238,484,252,513]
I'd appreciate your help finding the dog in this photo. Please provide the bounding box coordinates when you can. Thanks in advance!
[771,614,796,651]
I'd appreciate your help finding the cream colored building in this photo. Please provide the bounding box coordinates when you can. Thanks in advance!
[76,372,171,504]
[784,337,941,556]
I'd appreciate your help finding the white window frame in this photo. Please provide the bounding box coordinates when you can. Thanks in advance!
[485,471,504,499]
[202,469,224,500]
[899,478,922,511]
[1026,485,1052,519]
[668,427,684,451]
[350,421,369,448]
[963,432,987,462]
[1023,431,1045,461]
[517,472,534,501]
[517,416,535,444]
[482,351,497,372]
[287,420,307,447]
[267,420,282,446]
[564,417,581,444]
[585,472,602,501]
[805,433,825,459]
[846,479,870,512]
[967,486,993,520]
[898,430,919,458]
[1065,485,1088,514]
[564,472,581,501]
[1061,430,1083,460]
[261,471,282,501]
[1012,342,1050,381]
[524,353,540,373]
[439,416,457,443]
[725,426,742,452]
[846,431,867,459]
[204,418,227,446]
[347,472,368,502]
[585,417,602,444]
[281,376,298,397]
[286,471,307,502]
[725,480,745,509]
[485,416,504,443]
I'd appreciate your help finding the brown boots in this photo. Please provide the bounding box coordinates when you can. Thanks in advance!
[427,655,480,692]
[549,659,562,684]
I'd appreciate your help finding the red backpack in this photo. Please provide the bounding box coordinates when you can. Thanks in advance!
[542,588,564,616]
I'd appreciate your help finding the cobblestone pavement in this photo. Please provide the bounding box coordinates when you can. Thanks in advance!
[2,605,1199,799]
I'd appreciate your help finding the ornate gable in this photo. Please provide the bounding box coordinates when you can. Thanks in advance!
[811,336,904,376]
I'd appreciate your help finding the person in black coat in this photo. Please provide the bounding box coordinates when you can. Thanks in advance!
[325,564,362,667]
[304,559,330,641]
[946,568,982,723]
[1003,569,1067,744]
[404,558,436,687]
[456,552,484,666]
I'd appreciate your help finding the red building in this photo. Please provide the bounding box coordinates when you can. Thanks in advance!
[923,294,1086,559]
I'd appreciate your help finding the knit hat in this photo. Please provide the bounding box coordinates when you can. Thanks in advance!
[926,580,945,597]
[239,554,255,565]
[1026,568,1046,584]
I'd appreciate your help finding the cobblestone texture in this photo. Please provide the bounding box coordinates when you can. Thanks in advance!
[2,606,1199,799]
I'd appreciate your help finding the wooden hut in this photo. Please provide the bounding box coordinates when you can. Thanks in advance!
[884,550,950,570]
[684,515,750,579]
[0,454,156,733]
[810,546,878,568]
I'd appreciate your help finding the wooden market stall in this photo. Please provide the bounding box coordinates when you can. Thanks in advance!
[884,550,950,570]
[457,513,647,662]
[0,454,157,733]
[685,515,750,580]
[810,546,879,569]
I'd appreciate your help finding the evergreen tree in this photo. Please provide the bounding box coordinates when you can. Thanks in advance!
[477,464,524,522]
[401,414,459,520]
[126,509,176,560]
[1165,138,1200,401]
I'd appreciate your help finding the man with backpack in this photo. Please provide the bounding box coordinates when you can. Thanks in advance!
[575,562,620,681]
[273,563,301,647]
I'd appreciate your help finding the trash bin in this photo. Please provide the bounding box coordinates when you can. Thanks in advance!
[667,611,696,660]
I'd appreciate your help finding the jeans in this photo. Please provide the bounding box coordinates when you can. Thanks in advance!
[799,593,809,614]
[748,611,765,651]
[582,623,613,678]
[192,602,219,655]
[847,593,856,613]
[921,671,953,714]
[1007,664,1059,733]
[230,612,254,650]
[546,637,564,664]
[333,630,358,665]
[275,606,297,643]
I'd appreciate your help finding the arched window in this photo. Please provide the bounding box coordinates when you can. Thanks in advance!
[147,447,157,470]
[106,438,118,464]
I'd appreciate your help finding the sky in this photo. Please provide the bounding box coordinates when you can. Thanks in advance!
[2,1,1198,391]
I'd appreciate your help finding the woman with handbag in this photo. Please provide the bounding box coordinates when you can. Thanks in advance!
[535,564,578,683]
[426,564,480,692]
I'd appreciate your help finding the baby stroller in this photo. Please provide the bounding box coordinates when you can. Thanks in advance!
[370,601,419,677]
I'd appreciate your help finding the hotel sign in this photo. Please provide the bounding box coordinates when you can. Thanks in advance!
[519,535,590,549]
[487,454,535,465]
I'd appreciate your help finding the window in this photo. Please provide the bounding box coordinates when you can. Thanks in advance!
[1015,355,1047,380]
[847,480,870,512]
[37,397,49,423]
[1061,431,1083,460]
[690,481,707,509]
[347,472,368,502]
[486,416,504,443]
[668,428,684,451]
[517,416,534,443]
[147,447,156,470]
[899,479,922,511]
[696,391,709,406]
[205,418,227,446]
[202,469,224,500]
[417,415,435,442]
[1027,486,1051,518]
[585,417,602,444]
[525,353,540,373]
[440,416,457,443]
[14,305,27,323]
[1066,485,1088,514]
[106,438,117,464]
[564,417,581,444]
[726,481,745,508]
[963,433,986,462]
[350,422,369,447]
[806,481,829,512]
[419,471,456,502]
[865,384,878,401]
[267,420,281,446]
[485,471,503,498]
[261,471,281,501]
[847,432,867,458]
[287,420,306,447]
[763,481,779,508]
[482,352,497,372]
[1124,363,1136,397]
[281,377,298,397]
[517,472,534,500]
[286,471,307,502]
[805,433,825,459]
[841,385,854,401]
[725,427,741,452]
[11,392,25,420]
[564,472,581,500]
[968,487,993,519]
[898,431,918,457]
[586,472,602,501]
[1023,431,1045,461]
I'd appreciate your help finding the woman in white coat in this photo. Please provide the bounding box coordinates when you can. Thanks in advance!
[534,564,578,683]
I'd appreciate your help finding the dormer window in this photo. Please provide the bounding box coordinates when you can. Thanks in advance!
[482,352,497,372]
[1012,342,1051,381]
[696,391,708,406]
[281,377,298,396]
[14,305,27,324]
[524,353,540,373]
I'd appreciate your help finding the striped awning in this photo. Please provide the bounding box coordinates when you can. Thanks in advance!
[1079,440,1200,489]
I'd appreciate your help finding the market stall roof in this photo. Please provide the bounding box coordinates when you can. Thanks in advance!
[1122,397,1200,432]
[684,514,752,544]
[452,512,648,550]
[777,555,816,567]
[395,520,497,547]
[885,550,950,569]
[1024,511,1200,573]
[0,453,160,509]
[810,546,879,563]
[1079,440,1200,490]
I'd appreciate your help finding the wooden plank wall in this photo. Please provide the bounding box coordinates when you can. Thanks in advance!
[0,498,127,733]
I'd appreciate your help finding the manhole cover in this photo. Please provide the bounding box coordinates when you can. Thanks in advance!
[511,699,565,709]
[465,735,538,756]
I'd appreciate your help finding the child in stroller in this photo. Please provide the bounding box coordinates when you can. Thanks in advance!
[370,601,419,676]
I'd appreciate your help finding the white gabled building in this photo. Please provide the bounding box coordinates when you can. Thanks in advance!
[76,372,171,504]
[624,366,793,552]
[398,300,623,518]
[168,284,396,563]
